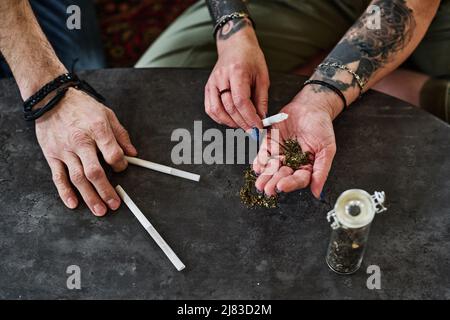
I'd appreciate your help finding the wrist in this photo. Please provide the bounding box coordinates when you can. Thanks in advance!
[293,85,345,120]
[19,63,68,101]
[35,86,77,125]
[216,18,257,52]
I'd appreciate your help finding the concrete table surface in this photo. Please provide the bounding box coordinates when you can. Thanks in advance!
[0,68,449,299]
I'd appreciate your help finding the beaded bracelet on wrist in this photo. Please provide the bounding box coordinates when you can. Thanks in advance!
[23,72,105,121]
[213,12,255,38]
[317,62,366,96]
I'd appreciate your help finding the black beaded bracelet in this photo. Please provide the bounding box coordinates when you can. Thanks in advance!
[213,12,255,39]
[301,79,348,109]
[24,87,69,121]
[23,72,105,121]
[23,72,76,112]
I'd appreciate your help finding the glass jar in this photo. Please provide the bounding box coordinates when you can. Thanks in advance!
[326,190,387,275]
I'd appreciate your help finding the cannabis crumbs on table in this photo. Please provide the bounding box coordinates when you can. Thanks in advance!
[240,139,312,208]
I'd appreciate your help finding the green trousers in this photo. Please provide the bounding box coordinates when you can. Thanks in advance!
[136,0,450,77]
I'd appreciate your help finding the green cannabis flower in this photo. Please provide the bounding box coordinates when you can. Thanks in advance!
[240,138,312,208]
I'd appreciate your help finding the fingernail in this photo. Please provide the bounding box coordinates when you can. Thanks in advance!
[320,190,326,201]
[94,204,106,216]
[67,197,77,209]
[275,187,282,194]
[128,145,137,155]
[107,199,120,210]
[248,127,260,141]
[256,188,263,194]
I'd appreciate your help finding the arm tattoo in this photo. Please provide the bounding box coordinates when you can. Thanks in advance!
[206,0,251,40]
[312,0,416,94]
[206,0,250,23]
[217,18,252,40]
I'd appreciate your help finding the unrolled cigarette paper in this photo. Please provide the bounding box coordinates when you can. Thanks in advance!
[125,156,200,182]
[262,113,289,127]
[115,185,186,272]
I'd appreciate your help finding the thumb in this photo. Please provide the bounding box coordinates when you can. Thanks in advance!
[310,144,336,198]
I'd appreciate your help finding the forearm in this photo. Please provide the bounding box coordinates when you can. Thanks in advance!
[0,0,67,100]
[206,0,249,23]
[305,0,440,117]
[206,0,255,43]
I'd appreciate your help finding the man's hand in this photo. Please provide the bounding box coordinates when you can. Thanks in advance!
[0,1,138,216]
[252,88,340,199]
[36,88,137,216]
[205,20,269,131]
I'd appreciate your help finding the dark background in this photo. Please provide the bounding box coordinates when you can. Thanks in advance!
[96,0,197,67]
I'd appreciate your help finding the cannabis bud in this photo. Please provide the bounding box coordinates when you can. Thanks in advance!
[239,139,312,208]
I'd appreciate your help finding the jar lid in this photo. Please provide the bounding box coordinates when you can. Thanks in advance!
[327,189,387,229]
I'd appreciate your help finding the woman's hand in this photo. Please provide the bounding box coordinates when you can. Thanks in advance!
[205,21,269,131]
[253,88,342,198]
[36,88,138,216]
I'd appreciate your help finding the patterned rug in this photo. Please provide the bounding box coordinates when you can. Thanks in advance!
[96,0,197,67]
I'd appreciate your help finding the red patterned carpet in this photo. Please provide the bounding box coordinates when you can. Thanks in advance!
[96,0,197,67]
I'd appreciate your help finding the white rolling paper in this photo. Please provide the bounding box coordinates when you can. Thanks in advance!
[125,156,200,182]
[115,185,185,272]
[262,113,289,127]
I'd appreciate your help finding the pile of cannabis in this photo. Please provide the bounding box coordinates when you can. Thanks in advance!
[239,139,312,208]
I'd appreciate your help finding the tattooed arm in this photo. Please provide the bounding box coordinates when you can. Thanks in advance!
[254,0,440,198]
[206,0,250,24]
[206,0,252,41]
[310,0,440,117]
[204,0,269,130]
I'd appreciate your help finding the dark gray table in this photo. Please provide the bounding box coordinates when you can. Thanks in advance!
[0,69,449,299]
